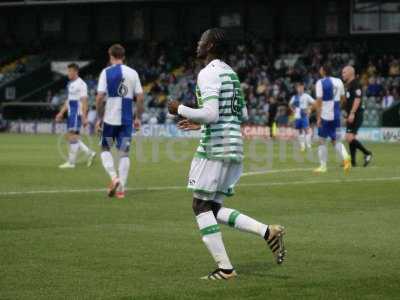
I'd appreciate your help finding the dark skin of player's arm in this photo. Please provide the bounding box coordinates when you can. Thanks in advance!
[168,30,217,131]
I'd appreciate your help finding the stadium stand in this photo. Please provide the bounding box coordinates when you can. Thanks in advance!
[43,40,399,127]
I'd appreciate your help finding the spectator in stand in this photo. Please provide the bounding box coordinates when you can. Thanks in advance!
[46,90,52,103]
[51,93,61,107]
[267,96,278,137]
[389,59,400,77]
[87,105,97,135]
[382,89,394,109]
[367,77,382,97]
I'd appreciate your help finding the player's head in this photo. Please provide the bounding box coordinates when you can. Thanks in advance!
[319,63,331,78]
[342,65,355,83]
[108,44,125,64]
[295,82,305,94]
[67,63,79,80]
[197,28,227,60]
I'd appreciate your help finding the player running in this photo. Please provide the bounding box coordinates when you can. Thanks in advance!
[342,66,372,167]
[95,44,144,199]
[314,64,351,173]
[289,82,315,151]
[168,28,286,280]
[55,63,96,169]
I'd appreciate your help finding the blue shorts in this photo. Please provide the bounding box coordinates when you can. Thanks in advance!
[295,117,309,130]
[101,122,133,152]
[67,114,81,133]
[318,119,340,140]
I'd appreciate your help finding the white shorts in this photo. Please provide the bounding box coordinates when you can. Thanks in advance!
[187,157,243,203]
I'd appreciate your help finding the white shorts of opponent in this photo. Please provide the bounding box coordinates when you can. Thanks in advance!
[187,157,243,203]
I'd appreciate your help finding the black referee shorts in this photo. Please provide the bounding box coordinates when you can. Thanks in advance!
[346,113,363,135]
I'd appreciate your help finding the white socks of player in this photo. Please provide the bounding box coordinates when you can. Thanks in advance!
[68,141,79,165]
[78,140,93,156]
[298,132,306,150]
[196,211,233,270]
[306,132,312,149]
[118,156,130,190]
[101,151,117,179]
[318,144,328,168]
[335,142,350,161]
[217,208,268,238]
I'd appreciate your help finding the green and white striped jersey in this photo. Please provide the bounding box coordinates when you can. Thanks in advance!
[195,59,245,162]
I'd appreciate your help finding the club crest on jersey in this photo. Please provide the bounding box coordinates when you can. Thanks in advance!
[118,78,128,97]
[231,89,241,116]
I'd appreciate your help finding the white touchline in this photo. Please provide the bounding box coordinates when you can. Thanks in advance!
[242,168,313,176]
[0,176,399,197]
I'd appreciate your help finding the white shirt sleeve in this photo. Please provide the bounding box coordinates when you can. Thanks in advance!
[197,69,221,101]
[178,99,219,124]
[134,71,143,95]
[80,81,88,99]
[315,80,322,99]
[306,94,315,105]
[289,96,295,107]
[97,69,107,94]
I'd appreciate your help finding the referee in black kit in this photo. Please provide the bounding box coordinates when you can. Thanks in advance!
[342,66,372,167]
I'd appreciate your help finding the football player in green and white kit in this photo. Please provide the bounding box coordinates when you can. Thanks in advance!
[168,28,286,280]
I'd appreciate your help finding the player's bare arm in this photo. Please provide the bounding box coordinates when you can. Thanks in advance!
[167,100,180,115]
[177,119,201,131]
[348,97,361,124]
[81,96,89,127]
[55,102,68,122]
[134,93,144,130]
[95,92,106,133]
[315,98,322,127]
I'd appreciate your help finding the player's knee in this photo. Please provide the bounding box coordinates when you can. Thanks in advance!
[346,134,354,143]
[192,198,220,217]
[119,151,129,158]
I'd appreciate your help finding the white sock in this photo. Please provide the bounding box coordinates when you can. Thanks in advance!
[335,142,350,161]
[68,141,79,165]
[217,207,268,238]
[78,140,92,155]
[306,132,312,148]
[101,151,117,179]
[318,144,327,168]
[196,211,233,270]
[298,132,305,149]
[118,156,130,190]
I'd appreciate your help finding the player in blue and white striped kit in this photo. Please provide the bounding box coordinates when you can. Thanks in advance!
[56,63,96,169]
[314,64,351,173]
[289,82,315,151]
[96,44,144,199]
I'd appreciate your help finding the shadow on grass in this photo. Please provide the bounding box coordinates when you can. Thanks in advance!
[235,260,291,279]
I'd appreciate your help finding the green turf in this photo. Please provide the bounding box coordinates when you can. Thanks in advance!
[0,133,399,300]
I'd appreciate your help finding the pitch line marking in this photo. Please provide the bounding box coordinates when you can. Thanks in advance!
[0,176,399,197]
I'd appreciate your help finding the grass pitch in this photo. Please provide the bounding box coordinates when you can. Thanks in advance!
[0,133,399,299]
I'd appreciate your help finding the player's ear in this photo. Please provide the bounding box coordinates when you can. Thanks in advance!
[206,42,214,53]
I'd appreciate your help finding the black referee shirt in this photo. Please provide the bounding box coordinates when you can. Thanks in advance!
[345,79,363,115]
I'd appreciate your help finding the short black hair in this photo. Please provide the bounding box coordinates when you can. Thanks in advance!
[67,63,79,71]
[321,63,332,76]
[206,28,227,58]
